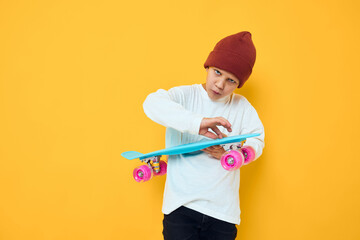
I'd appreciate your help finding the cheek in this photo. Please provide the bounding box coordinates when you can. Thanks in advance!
[205,81,211,89]
[224,85,237,94]
[207,77,215,86]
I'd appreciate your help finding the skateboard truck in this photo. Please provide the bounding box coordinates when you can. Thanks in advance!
[133,156,168,182]
[222,140,245,151]
[140,156,161,174]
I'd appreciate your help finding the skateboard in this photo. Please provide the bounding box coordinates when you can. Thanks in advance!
[121,133,260,182]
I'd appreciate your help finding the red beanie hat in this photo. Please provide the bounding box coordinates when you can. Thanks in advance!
[204,31,256,88]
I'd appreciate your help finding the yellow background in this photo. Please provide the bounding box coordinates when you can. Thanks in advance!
[1,0,360,239]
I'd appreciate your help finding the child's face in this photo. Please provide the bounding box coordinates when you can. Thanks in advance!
[203,67,240,101]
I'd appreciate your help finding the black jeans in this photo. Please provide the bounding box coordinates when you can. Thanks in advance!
[163,206,237,240]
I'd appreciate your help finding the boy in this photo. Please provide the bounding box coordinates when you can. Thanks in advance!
[143,31,265,240]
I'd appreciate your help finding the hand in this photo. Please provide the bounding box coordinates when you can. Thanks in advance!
[199,117,232,139]
[201,145,226,160]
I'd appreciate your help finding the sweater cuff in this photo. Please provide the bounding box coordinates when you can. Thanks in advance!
[243,137,264,161]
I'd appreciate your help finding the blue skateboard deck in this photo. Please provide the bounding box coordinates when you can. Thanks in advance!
[121,133,260,160]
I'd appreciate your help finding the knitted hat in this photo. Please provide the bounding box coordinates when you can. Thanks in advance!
[204,31,256,88]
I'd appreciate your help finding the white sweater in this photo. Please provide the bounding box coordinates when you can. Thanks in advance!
[143,84,265,225]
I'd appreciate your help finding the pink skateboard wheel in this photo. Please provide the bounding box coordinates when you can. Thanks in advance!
[241,146,256,165]
[133,165,153,182]
[221,150,244,171]
[154,161,167,176]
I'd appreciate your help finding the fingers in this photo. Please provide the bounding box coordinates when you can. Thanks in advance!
[199,117,232,139]
[203,131,218,139]
[201,117,232,131]
[211,126,223,139]
[214,117,232,133]
[204,145,221,150]
[201,146,226,160]
[212,145,223,149]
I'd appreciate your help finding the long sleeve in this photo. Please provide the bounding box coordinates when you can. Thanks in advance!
[143,87,204,135]
[240,103,265,161]
[148,84,265,225]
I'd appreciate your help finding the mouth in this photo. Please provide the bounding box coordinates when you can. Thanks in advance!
[212,90,221,95]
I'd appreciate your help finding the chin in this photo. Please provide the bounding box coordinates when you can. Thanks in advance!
[210,95,221,101]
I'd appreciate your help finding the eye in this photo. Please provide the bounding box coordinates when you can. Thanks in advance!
[228,78,237,84]
[214,69,221,75]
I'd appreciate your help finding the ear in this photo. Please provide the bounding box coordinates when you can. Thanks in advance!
[205,67,209,72]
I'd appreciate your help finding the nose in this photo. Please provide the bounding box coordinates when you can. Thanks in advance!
[215,78,226,90]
